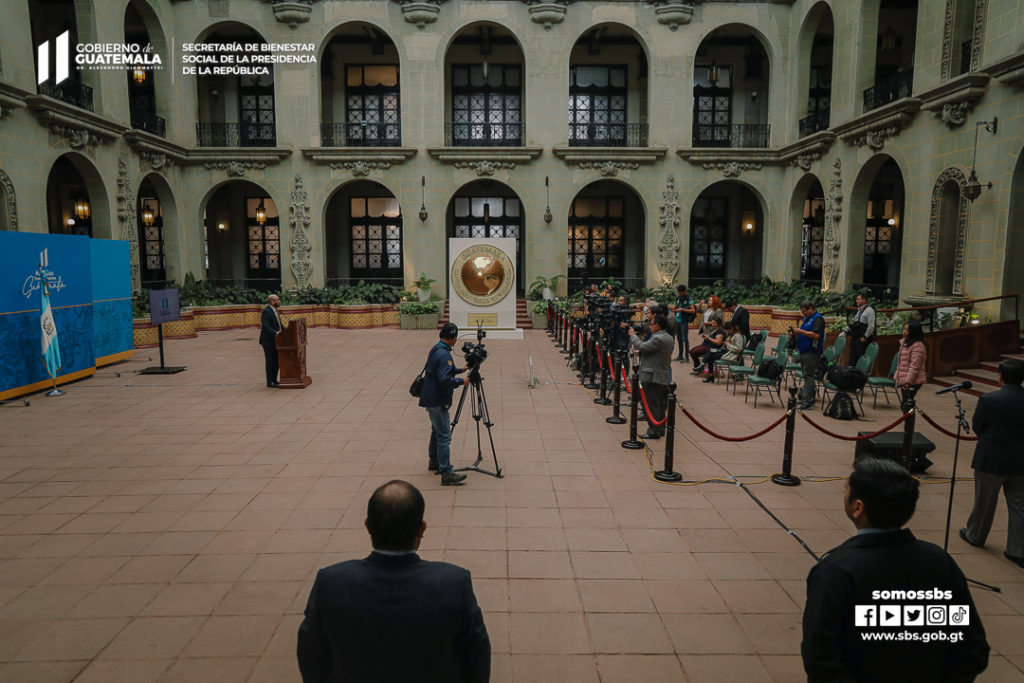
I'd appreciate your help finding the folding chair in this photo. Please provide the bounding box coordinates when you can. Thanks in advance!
[867,353,900,409]
[728,341,764,395]
[745,347,787,408]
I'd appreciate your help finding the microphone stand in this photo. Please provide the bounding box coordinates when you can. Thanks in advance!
[941,386,1000,593]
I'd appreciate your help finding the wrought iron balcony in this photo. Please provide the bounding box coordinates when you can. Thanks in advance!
[130,109,166,137]
[38,80,94,111]
[445,121,523,147]
[863,71,913,112]
[692,123,770,149]
[196,122,276,147]
[321,122,401,147]
[568,122,648,148]
[798,110,830,138]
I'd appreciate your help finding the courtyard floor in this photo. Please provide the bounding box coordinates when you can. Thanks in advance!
[1,327,1023,682]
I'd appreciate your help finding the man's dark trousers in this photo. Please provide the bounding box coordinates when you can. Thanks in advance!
[645,382,668,436]
[800,351,819,405]
[849,337,868,368]
[262,342,278,386]
[675,323,689,358]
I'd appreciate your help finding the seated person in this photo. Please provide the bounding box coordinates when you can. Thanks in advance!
[694,318,727,376]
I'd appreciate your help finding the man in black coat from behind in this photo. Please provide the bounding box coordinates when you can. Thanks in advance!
[960,358,1024,567]
[297,480,490,682]
[802,457,989,682]
[259,294,282,387]
[725,300,750,342]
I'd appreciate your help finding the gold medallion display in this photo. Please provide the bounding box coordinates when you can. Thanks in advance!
[450,244,515,306]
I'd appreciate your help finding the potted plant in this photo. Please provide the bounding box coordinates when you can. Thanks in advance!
[527,275,562,301]
[417,300,441,330]
[530,300,549,329]
[397,301,422,329]
[414,273,436,302]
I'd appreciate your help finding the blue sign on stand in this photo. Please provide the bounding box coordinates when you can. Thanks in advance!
[149,289,180,325]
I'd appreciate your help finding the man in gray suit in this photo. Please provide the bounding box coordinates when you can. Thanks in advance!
[960,358,1024,568]
[630,313,674,439]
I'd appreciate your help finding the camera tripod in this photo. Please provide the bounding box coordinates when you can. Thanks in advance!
[450,367,503,478]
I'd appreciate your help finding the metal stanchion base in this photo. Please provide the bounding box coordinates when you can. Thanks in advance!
[560,349,570,354]
[45,389,65,397]
[771,473,801,486]
[654,469,683,482]
[593,397,612,405]
[606,415,627,424]
[584,381,599,390]
[621,439,645,450]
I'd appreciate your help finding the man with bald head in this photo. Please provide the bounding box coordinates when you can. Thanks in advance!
[298,480,490,682]
[259,294,282,387]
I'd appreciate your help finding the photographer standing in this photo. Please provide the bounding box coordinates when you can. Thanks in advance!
[418,323,468,486]
[792,300,826,411]
[847,293,876,367]
[630,314,674,439]
[671,285,696,361]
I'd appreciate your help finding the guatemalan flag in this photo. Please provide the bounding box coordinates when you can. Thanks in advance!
[39,249,62,380]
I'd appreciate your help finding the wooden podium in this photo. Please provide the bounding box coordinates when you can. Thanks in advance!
[276,319,312,389]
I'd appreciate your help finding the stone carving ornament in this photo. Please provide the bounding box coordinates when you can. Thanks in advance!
[203,161,266,176]
[50,124,99,150]
[700,161,763,177]
[0,168,18,230]
[329,160,392,176]
[926,167,970,296]
[577,161,639,177]
[656,174,681,285]
[821,158,843,292]
[522,0,572,30]
[116,157,141,291]
[141,152,174,174]
[453,160,516,176]
[289,174,313,289]
[645,0,694,31]
[391,0,448,30]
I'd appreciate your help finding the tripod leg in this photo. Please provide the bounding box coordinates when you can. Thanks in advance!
[450,381,470,433]
[475,380,503,477]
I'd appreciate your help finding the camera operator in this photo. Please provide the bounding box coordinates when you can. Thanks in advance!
[418,323,468,486]
[846,293,876,367]
[610,295,633,352]
[670,285,696,361]
[629,313,674,439]
[791,300,825,411]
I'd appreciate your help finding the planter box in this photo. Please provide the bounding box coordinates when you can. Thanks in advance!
[400,314,418,330]
[531,312,548,329]
[419,313,439,330]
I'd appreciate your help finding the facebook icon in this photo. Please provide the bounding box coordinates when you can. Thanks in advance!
[854,605,877,627]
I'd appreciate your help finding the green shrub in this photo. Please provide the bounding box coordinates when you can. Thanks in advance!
[531,300,549,314]
[397,301,440,315]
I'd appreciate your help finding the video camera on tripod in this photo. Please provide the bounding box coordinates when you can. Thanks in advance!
[461,325,488,370]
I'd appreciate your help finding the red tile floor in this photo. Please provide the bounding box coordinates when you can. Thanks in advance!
[0,328,1022,681]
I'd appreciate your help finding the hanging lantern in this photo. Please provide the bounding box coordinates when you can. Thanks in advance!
[141,200,156,227]
[133,67,146,86]
[74,198,90,221]
[707,60,720,87]
[255,198,267,226]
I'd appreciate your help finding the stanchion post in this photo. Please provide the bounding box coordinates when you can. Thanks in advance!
[606,350,627,424]
[654,383,682,482]
[594,335,612,405]
[622,358,644,450]
[771,386,802,486]
[900,392,917,472]
[547,302,554,335]
[584,325,599,389]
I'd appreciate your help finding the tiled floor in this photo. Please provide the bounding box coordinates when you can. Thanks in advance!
[1,327,1023,682]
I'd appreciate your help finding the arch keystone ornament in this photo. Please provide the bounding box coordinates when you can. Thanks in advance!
[450,244,515,307]
[656,174,681,285]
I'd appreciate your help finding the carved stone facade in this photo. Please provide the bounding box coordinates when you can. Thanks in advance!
[202,161,266,176]
[452,160,516,176]
[942,0,987,80]
[0,168,17,231]
[656,174,681,285]
[700,161,762,177]
[289,174,314,289]
[577,161,639,176]
[821,159,843,292]
[116,157,141,292]
[329,160,392,176]
[926,167,970,296]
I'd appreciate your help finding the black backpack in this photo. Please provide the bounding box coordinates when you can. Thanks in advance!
[826,366,868,392]
[756,359,783,380]
[825,391,858,420]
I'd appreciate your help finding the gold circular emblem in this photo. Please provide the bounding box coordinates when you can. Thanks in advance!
[450,244,515,307]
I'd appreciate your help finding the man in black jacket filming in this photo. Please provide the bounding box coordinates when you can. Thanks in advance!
[418,322,468,486]
[802,457,989,682]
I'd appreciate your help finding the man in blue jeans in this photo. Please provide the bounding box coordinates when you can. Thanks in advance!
[419,323,468,486]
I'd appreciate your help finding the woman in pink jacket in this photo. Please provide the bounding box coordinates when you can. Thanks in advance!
[894,321,927,400]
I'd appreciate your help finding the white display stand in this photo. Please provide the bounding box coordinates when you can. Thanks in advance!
[448,237,523,340]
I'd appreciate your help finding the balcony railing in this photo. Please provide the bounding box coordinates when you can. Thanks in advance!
[444,122,523,147]
[196,122,276,147]
[692,123,770,148]
[38,81,94,111]
[863,71,913,112]
[798,110,830,138]
[321,122,401,147]
[130,109,166,137]
[568,122,648,147]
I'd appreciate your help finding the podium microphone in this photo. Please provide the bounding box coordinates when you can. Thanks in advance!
[936,381,972,395]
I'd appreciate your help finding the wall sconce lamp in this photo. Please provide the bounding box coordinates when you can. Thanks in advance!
[418,176,428,222]
[742,210,756,234]
[74,198,90,221]
[255,198,267,226]
[544,176,553,224]
[132,67,146,86]
[965,118,998,202]
[707,59,720,87]
[217,222,227,232]
[141,200,156,227]
[66,218,75,227]
[887,217,897,228]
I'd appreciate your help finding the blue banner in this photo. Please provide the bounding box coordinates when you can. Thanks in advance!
[90,239,133,362]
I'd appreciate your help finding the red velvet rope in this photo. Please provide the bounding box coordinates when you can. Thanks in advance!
[679,405,789,442]
[918,410,979,441]
[799,411,910,441]
[608,353,615,371]
[638,385,669,427]
[596,344,603,370]
[621,368,632,394]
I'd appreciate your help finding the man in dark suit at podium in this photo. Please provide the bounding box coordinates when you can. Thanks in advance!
[297,480,491,682]
[259,294,282,387]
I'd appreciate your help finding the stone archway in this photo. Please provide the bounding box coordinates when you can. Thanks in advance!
[926,167,969,296]
[0,168,17,230]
